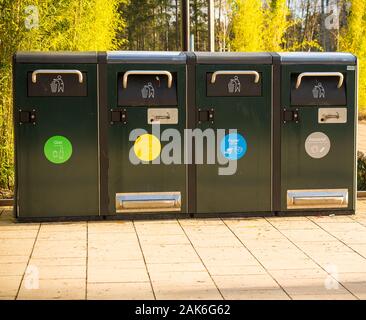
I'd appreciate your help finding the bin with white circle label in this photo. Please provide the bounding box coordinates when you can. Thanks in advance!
[273,53,357,214]
[13,52,100,219]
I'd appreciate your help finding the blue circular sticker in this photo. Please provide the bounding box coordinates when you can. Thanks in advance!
[220,133,247,160]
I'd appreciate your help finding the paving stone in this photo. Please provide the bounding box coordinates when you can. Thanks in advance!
[40,223,86,233]
[0,275,22,297]
[338,272,366,299]
[135,223,183,235]
[0,263,27,276]
[88,221,135,234]
[280,229,337,243]
[0,239,35,256]
[290,293,356,300]
[212,274,281,291]
[0,229,39,239]
[87,282,154,300]
[17,278,85,300]
[141,244,200,264]
[88,246,143,261]
[138,234,190,245]
[179,219,224,226]
[88,265,149,283]
[330,231,366,244]
[35,265,86,280]
[0,255,29,264]
[153,282,222,300]
[37,231,86,241]
[147,262,206,273]
[267,220,318,230]
[32,240,86,258]
[206,264,266,276]
[29,257,86,267]
[220,288,290,300]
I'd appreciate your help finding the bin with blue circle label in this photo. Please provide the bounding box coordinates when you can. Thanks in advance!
[191,52,273,215]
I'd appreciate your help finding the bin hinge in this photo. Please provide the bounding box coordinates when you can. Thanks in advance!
[198,108,215,124]
[19,109,36,125]
[110,109,127,125]
[283,108,299,124]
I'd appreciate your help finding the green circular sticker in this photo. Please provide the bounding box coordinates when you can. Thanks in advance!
[44,135,73,164]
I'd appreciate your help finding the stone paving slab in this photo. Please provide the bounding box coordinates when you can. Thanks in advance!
[1,204,366,300]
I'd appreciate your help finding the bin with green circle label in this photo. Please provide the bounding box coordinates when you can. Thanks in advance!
[13,52,100,219]
[272,53,357,215]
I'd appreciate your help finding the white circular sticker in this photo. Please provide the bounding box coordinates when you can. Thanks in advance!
[305,132,331,159]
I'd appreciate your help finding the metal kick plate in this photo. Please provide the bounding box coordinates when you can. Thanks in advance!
[287,189,348,209]
[318,108,347,124]
[148,108,178,124]
[116,192,181,213]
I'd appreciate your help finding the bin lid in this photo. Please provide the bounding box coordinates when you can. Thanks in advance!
[107,51,186,64]
[15,51,98,63]
[194,52,273,64]
[278,52,356,65]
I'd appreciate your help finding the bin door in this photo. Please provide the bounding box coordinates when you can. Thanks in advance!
[195,65,272,214]
[107,65,187,215]
[280,65,356,212]
[15,64,99,218]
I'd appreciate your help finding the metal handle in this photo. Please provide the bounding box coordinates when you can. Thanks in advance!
[123,70,173,89]
[122,199,179,210]
[321,112,340,121]
[154,113,171,120]
[211,70,260,84]
[292,196,345,206]
[32,70,83,83]
[295,72,344,89]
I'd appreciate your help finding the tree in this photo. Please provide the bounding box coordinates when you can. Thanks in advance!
[230,0,265,51]
[339,0,366,109]
[262,0,290,51]
[0,0,125,190]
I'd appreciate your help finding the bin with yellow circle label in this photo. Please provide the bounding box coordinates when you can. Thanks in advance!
[102,52,187,216]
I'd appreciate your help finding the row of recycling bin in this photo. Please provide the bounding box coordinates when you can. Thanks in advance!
[13,51,357,220]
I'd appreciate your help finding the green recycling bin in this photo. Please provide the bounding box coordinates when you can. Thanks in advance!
[102,51,188,216]
[273,53,357,214]
[13,52,100,219]
[190,52,273,215]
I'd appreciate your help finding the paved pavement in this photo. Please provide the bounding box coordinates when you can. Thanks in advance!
[1,203,366,300]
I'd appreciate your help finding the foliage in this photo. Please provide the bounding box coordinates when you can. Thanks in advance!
[358,151,366,190]
[339,0,366,110]
[230,0,292,52]
[230,0,265,51]
[0,0,125,189]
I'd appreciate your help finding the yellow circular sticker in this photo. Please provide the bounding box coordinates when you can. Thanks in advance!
[133,134,161,162]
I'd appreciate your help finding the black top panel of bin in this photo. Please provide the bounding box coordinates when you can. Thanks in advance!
[107,51,186,64]
[15,51,98,63]
[194,52,273,64]
[278,52,356,65]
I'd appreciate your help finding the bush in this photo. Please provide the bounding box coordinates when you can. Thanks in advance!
[358,151,366,190]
